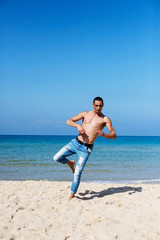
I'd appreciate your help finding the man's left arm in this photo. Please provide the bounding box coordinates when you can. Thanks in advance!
[98,117,116,140]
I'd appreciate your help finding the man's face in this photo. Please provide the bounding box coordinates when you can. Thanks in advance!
[93,100,104,114]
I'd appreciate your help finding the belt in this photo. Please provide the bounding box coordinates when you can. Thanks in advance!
[76,137,93,148]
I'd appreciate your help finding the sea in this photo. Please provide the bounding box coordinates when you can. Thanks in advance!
[0,135,160,184]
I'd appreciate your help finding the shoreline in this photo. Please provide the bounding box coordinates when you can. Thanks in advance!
[1,179,160,184]
[0,181,160,240]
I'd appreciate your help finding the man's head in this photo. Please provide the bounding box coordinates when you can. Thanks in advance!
[93,97,104,114]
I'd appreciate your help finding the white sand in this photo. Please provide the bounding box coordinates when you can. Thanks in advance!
[0,181,160,240]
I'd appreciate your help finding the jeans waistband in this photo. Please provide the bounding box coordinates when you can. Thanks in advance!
[76,137,93,148]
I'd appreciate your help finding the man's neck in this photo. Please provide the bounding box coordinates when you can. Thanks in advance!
[92,110,102,116]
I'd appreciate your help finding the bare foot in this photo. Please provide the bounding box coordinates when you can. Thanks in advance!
[68,192,75,201]
[67,160,75,173]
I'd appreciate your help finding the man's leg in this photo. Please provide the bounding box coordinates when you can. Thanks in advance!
[67,160,75,173]
[53,144,76,173]
[69,147,91,201]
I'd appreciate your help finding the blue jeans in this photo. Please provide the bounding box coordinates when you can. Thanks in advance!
[53,138,93,194]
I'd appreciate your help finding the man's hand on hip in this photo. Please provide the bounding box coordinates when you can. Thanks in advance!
[77,126,86,135]
[98,130,105,137]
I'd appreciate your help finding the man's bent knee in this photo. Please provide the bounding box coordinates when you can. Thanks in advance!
[53,154,60,162]
[53,153,67,164]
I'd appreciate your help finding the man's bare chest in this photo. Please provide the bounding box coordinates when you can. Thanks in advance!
[83,114,105,128]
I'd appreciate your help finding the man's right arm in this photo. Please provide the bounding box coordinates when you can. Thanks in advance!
[66,112,87,135]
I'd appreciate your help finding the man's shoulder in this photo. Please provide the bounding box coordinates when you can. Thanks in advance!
[103,115,111,123]
[79,111,89,116]
[81,111,89,114]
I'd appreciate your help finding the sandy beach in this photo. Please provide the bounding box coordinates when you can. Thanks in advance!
[0,181,160,240]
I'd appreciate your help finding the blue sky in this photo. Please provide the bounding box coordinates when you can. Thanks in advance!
[1,0,160,136]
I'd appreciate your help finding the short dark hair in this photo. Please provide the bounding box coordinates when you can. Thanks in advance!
[93,97,104,104]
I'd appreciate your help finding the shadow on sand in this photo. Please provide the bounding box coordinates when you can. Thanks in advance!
[76,186,142,200]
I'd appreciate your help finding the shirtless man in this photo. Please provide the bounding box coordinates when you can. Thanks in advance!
[53,97,116,201]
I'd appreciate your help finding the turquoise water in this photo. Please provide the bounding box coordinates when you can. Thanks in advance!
[0,135,160,183]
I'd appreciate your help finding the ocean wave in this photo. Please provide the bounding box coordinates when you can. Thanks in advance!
[85,179,160,184]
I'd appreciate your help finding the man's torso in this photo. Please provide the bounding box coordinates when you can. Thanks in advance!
[77,111,107,144]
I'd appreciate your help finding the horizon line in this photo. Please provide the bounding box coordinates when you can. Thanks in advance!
[0,134,160,137]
